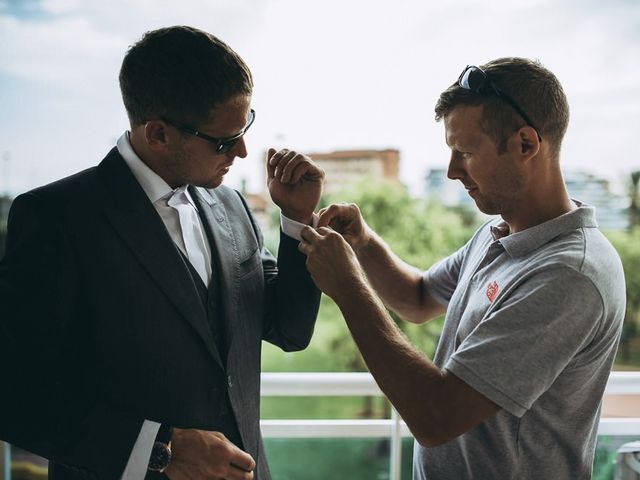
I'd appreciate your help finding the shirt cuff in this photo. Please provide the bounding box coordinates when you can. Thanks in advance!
[120,420,161,480]
[280,213,319,241]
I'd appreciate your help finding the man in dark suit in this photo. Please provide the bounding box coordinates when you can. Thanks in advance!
[0,26,322,480]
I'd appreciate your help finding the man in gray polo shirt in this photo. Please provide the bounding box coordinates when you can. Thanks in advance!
[298,57,626,479]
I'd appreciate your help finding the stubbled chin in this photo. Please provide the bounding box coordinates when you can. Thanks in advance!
[475,199,501,216]
[193,177,224,189]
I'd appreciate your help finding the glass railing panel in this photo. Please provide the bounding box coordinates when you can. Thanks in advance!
[594,435,639,480]
[263,435,640,480]
[264,437,393,480]
[261,395,391,420]
[2,433,638,480]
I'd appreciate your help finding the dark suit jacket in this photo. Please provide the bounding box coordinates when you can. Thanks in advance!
[0,148,321,479]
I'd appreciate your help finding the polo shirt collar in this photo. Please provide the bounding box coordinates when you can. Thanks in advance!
[490,201,598,258]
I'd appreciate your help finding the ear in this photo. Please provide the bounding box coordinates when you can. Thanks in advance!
[517,126,540,161]
[143,120,174,153]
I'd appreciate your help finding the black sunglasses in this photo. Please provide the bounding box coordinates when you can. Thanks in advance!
[457,66,541,141]
[166,109,256,154]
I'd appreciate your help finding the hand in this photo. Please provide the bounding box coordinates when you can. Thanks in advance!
[267,148,324,225]
[298,226,365,300]
[164,428,255,480]
[317,203,372,252]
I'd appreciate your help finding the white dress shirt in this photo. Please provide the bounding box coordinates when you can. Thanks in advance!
[115,132,313,478]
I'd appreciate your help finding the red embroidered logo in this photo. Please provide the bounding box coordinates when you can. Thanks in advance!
[486,281,499,302]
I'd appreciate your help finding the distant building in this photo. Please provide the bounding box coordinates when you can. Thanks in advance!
[424,168,630,231]
[306,149,401,196]
[244,191,271,233]
[250,148,402,230]
[424,168,475,208]
[564,170,629,231]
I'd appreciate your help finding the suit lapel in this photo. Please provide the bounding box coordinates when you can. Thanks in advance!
[96,149,224,367]
[190,186,239,353]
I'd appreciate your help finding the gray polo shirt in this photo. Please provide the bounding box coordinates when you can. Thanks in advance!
[414,202,625,480]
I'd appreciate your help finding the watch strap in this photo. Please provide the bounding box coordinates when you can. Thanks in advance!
[148,424,173,473]
[155,423,173,444]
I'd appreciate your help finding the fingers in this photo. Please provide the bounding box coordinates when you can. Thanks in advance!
[278,152,304,183]
[265,148,277,179]
[218,465,254,480]
[298,225,318,256]
[267,148,292,179]
[298,226,346,255]
[209,432,255,474]
[317,203,359,228]
[300,225,321,242]
[227,449,255,475]
[229,462,255,480]
[317,204,342,228]
[267,148,323,184]
[169,428,256,480]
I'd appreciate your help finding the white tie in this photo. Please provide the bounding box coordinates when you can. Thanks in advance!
[167,187,212,286]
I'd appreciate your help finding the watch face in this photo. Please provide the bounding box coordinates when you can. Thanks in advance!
[148,441,172,472]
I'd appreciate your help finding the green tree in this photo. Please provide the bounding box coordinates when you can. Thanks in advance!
[607,228,640,369]
[260,179,479,418]
[628,170,640,230]
[322,180,478,376]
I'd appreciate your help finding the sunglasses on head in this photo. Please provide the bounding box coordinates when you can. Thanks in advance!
[165,109,256,154]
[457,66,541,141]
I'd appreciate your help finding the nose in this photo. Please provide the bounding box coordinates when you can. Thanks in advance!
[229,136,248,159]
[446,151,464,180]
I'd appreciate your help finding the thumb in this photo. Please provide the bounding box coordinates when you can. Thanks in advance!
[317,205,340,228]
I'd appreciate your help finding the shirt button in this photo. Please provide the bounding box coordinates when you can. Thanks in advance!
[227,375,233,388]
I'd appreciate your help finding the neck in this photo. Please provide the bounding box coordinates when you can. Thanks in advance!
[502,167,576,234]
[129,128,175,186]
[129,129,155,169]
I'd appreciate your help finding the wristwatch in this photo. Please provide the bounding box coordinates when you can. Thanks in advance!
[148,424,173,473]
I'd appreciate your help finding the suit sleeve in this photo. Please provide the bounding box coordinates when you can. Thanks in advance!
[234,192,321,352]
[0,193,144,480]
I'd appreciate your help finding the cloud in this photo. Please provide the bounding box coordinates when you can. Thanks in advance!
[0,0,639,195]
[0,14,127,87]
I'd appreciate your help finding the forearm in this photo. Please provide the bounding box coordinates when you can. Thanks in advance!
[263,232,321,351]
[331,278,451,446]
[356,231,443,323]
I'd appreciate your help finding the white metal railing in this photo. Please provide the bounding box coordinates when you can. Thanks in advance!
[0,372,638,480]
[603,371,640,395]
[260,371,640,397]
[260,371,640,480]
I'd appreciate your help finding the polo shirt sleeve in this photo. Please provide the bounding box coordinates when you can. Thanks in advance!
[445,266,605,417]
[423,242,471,307]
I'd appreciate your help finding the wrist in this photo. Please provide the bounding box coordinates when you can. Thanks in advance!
[282,210,314,226]
[354,228,375,255]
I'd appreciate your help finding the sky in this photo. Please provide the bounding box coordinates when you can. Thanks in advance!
[0,0,639,197]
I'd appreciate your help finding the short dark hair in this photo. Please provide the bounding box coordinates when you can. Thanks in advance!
[119,26,253,127]
[435,58,569,157]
